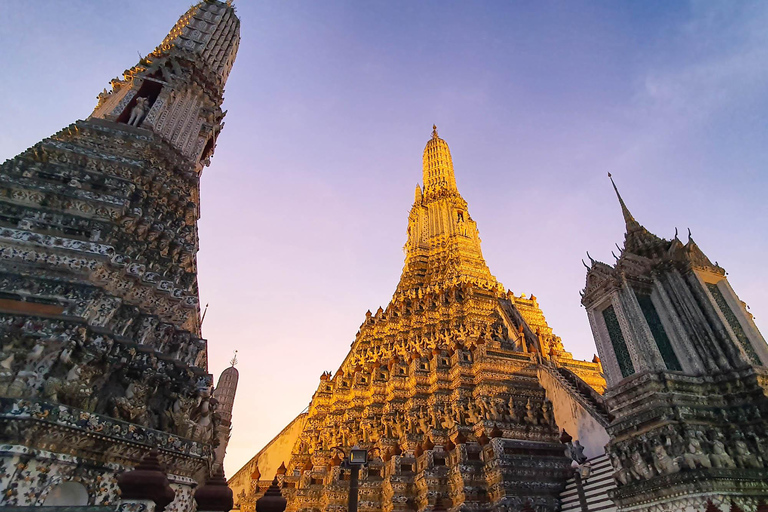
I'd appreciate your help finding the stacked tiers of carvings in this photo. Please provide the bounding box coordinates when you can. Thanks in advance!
[240,129,605,512]
[581,178,768,511]
[0,0,240,506]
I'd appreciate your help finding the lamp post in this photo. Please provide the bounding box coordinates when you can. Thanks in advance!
[334,446,368,512]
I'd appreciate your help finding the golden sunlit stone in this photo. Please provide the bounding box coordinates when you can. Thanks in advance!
[230,128,607,512]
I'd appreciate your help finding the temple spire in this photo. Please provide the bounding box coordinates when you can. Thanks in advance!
[400,128,500,295]
[422,125,458,196]
[608,173,640,232]
[607,173,667,257]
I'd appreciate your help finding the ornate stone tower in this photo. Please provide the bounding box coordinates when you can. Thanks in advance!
[581,175,768,512]
[0,1,239,508]
[239,128,608,512]
[214,353,240,468]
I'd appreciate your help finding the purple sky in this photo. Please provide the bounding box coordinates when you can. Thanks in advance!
[2,1,767,477]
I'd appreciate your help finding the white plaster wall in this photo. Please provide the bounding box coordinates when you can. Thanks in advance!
[537,369,610,460]
[228,413,307,500]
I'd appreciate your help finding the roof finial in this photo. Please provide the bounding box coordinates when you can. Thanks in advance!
[201,302,210,326]
[607,172,639,231]
[432,124,438,139]
[230,350,238,367]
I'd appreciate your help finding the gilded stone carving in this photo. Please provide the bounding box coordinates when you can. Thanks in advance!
[238,130,605,512]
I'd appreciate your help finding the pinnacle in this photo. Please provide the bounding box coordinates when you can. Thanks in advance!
[263,131,605,512]
[607,173,667,258]
[607,172,640,232]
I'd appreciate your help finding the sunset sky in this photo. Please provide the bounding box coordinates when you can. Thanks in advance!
[2,1,767,477]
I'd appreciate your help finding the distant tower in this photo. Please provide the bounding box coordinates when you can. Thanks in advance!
[213,352,240,467]
[582,175,768,511]
[0,1,239,508]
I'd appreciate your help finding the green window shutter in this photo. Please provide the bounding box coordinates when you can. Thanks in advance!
[602,305,635,378]
[706,283,760,365]
[635,292,682,371]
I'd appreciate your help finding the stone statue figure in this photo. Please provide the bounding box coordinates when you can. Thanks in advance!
[417,407,430,434]
[524,398,538,425]
[441,405,457,430]
[128,97,150,127]
[466,401,481,424]
[113,381,150,425]
[682,438,712,469]
[541,400,555,427]
[570,440,587,464]
[5,370,36,399]
[429,407,442,430]
[610,453,631,486]
[452,402,464,426]
[477,397,490,420]
[96,88,112,108]
[733,439,762,469]
[393,414,407,439]
[652,444,680,475]
[406,414,416,435]
[382,415,394,438]
[483,400,497,421]
[629,452,654,480]
[507,397,520,422]
[709,439,736,469]
[167,394,196,437]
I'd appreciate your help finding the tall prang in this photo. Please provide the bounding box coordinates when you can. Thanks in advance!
[581,175,768,512]
[0,1,239,508]
[213,353,240,469]
[235,128,610,512]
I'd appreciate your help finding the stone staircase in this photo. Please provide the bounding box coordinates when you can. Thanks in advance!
[560,453,616,512]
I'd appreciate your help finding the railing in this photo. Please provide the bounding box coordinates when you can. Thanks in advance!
[542,364,613,428]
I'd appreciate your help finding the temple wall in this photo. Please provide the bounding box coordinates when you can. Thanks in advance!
[538,369,609,460]
[228,413,307,502]
[0,445,196,511]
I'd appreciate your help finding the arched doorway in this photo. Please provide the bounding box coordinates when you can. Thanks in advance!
[43,481,89,506]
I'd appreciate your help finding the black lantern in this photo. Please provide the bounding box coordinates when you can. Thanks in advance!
[349,446,368,465]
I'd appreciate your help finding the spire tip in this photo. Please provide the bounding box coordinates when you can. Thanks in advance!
[432,124,438,139]
[607,173,638,231]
